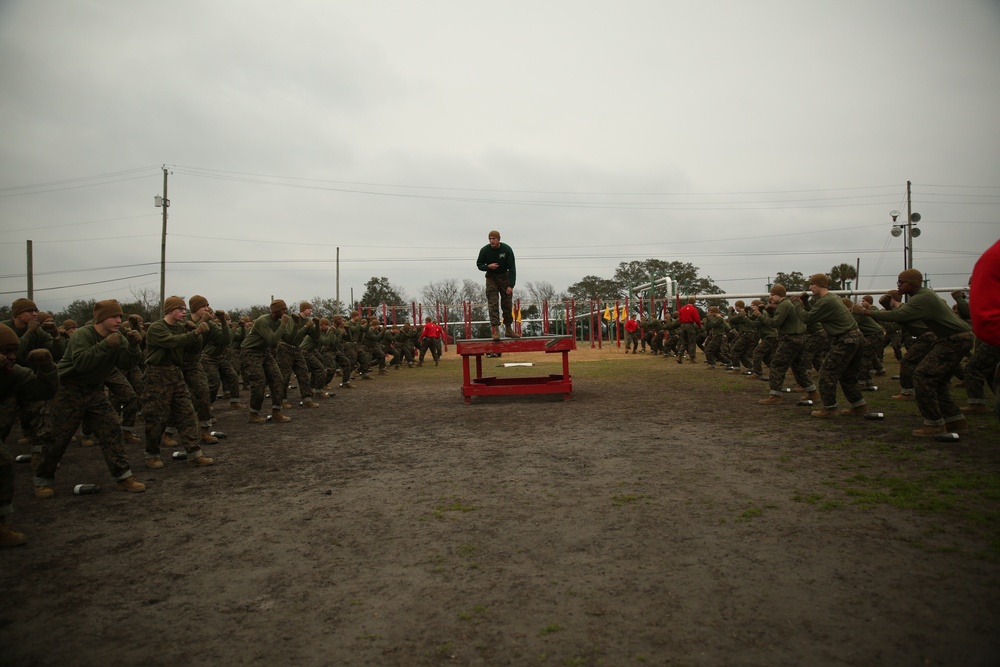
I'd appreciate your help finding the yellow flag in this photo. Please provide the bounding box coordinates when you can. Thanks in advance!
[516,308,522,322]
[603,305,611,321]
[619,307,627,321]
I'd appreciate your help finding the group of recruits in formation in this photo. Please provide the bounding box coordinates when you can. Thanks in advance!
[0,295,447,546]
[2,229,997,548]
[623,265,998,435]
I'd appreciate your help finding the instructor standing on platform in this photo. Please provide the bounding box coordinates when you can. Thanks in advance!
[477,230,520,341]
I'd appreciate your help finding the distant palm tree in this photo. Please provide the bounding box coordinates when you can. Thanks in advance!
[829,263,857,290]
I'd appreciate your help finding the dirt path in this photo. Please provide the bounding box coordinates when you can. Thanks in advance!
[2,345,998,666]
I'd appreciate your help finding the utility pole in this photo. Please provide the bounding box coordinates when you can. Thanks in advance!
[26,240,33,300]
[155,166,170,316]
[336,246,340,313]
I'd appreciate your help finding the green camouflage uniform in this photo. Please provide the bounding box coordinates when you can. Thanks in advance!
[798,293,865,409]
[2,361,59,517]
[241,313,291,414]
[755,298,816,395]
[34,325,142,486]
[142,318,208,461]
[870,287,974,425]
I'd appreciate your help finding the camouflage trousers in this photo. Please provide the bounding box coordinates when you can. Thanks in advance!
[649,331,665,354]
[704,334,729,365]
[364,343,388,370]
[419,339,441,363]
[889,330,904,361]
[106,368,138,430]
[818,329,865,408]
[141,365,204,460]
[729,332,757,370]
[344,342,370,375]
[34,379,134,484]
[678,323,699,361]
[125,365,144,409]
[398,341,415,364]
[802,330,829,372]
[961,338,1000,403]
[858,332,884,385]
[276,342,313,401]
[302,349,328,390]
[0,397,16,512]
[899,332,937,392]
[913,331,974,424]
[485,272,513,327]
[663,331,679,355]
[182,360,213,426]
[768,334,815,393]
[202,353,241,404]
[752,337,778,376]
[241,348,284,413]
[321,347,354,384]
[624,330,639,352]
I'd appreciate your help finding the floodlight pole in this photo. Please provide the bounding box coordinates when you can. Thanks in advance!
[905,180,913,270]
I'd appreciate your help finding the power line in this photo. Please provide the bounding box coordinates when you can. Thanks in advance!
[0,272,159,296]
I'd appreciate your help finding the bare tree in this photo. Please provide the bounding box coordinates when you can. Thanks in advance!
[460,279,485,303]
[421,278,460,308]
[129,286,161,318]
[523,280,556,309]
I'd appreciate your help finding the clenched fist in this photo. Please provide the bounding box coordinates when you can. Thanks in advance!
[195,321,211,335]
[25,348,55,369]
[127,329,143,344]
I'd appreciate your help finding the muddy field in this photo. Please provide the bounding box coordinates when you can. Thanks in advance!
[2,342,999,666]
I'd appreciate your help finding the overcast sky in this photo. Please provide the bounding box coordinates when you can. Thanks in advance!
[2,0,998,313]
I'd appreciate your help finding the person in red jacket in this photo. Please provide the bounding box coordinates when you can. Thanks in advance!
[418,317,443,367]
[623,315,639,353]
[676,297,702,364]
[962,239,1000,415]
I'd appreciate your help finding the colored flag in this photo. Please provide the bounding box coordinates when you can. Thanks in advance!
[603,305,611,321]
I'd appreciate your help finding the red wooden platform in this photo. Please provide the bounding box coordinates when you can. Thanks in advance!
[455,336,576,403]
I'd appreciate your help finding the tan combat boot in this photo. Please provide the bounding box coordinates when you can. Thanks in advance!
[0,517,27,547]
[504,324,520,339]
[271,409,292,423]
[802,390,821,402]
[248,412,267,424]
[839,405,868,416]
[187,455,215,467]
[959,404,989,414]
[810,408,839,418]
[122,431,141,445]
[115,477,146,493]
[912,424,946,438]
[200,427,219,445]
[758,395,783,405]
[491,326,500,341]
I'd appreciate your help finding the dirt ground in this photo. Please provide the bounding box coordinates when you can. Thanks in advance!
[2,341,999,667]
